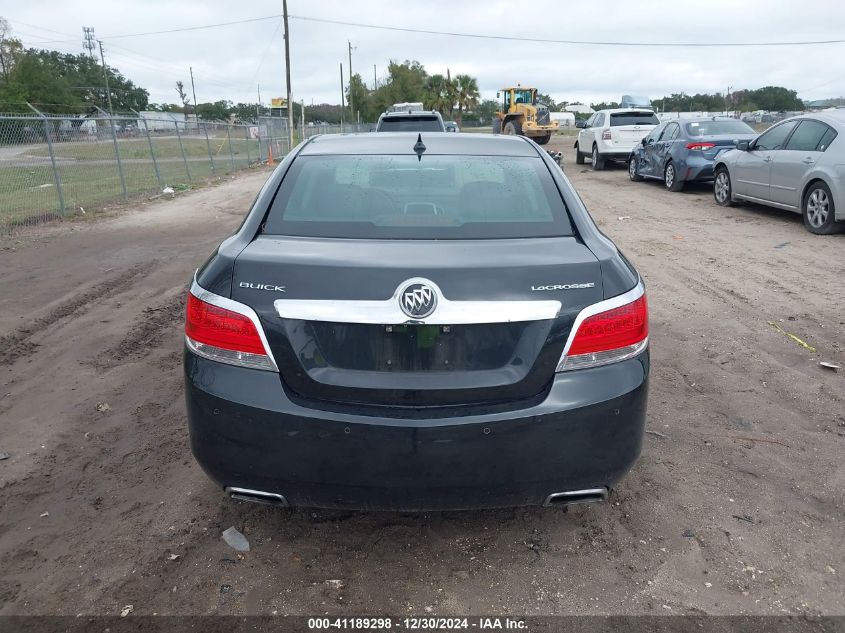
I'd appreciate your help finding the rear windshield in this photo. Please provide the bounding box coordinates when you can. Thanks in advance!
[377,116,443,132]
[263,155,574,239]
[686,120,755,136]
[610,112,659,126]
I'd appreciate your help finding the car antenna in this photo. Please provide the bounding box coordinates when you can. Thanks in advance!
[413,133,426,162]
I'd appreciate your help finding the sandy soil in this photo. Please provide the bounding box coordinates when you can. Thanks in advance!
[0,141,842,617]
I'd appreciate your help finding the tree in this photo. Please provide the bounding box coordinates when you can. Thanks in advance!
[475,99,498,124]
[196,99,232,121]
[175,81,190,115]
[0,17,22,80]
[453,74,479,126]
[346,74,371,122]
[423,73,453,115]
[0,50,80,113]
[383,60,429,105]
[229,102,269,122]
[748,86,802,111]
[0,42,148,113]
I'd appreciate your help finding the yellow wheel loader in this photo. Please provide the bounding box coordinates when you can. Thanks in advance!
[493,86,558,145]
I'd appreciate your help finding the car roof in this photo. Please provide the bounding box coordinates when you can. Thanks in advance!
[378,111,441,118]
[670,116,749,124]
[789,110,845,129]
[299,132,539,156]
[596,108,656,115]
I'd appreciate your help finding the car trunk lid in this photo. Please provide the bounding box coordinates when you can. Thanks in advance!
[689,134,757,159]
[232,236,604,410]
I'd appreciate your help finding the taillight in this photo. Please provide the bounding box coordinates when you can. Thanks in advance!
[557,285,648,372]
[685,141,715,151]
[185,286,276,371]
[602,129,612,140]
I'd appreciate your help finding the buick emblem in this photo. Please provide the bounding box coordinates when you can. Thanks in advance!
[399,281,437,319]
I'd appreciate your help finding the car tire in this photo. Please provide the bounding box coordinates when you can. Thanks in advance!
[664,161,684,192]
[802,181,842,235]
[591,144,605,171]
[628,156,643,182]
[503,120,522,136]
[713,167,735,207]
[575,143,585,164]
[535,134,551,145]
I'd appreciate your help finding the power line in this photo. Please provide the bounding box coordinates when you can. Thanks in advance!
[287,14,845,48]
[105,15,282,40]
[5,19,77,38]
[11,13,845,47]
[245,19,283,92]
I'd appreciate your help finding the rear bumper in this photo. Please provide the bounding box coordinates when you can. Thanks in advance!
[523,122,558,134]
[677,154,719,182]
[184,351,649,510]
[596,149,633,162]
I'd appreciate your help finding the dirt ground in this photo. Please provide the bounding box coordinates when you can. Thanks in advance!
[0,139,843,617]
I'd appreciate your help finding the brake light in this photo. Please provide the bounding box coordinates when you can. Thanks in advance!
[185,289,276,371]
[685,141,715,151]
[602,129,612,140]
[557,288,648,371]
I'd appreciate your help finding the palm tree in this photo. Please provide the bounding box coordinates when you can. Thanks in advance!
[453,74,479,127]
[424,74,452,115]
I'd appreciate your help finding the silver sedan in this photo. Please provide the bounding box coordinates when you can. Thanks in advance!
[713,111,844,234]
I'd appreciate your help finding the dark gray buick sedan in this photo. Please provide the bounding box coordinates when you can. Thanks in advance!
[184,132,649,511]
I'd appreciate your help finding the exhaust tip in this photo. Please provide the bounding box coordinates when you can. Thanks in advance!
[543,487,608,508]
[225,486,288,507]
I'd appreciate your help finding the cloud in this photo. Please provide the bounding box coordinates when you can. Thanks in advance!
[8,0,845,111]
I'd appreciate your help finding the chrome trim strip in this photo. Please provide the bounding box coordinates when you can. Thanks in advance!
[225,486,288,506]
[770,183,796,192]
[557,337,649,372]
[559,278,647,359]
[733,193,798,211]
[543,488,608,507]
[274,278,561,325]
[189,276,279,371]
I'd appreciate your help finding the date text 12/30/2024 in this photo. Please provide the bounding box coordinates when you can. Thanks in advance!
[307,617,528,630]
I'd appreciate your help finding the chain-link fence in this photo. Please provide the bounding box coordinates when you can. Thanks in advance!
[0,111,378,235]
[0,111,278,234]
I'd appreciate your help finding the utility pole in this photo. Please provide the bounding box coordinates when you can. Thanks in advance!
[347,41,354,120]
[373,64,377,89]
[82,27,96,58]
[257,83,261,120]
[189,66,198,120]
[340,62,345,111]
[97,40,113,114]
[725,85,732,115]
[282,0,293,144]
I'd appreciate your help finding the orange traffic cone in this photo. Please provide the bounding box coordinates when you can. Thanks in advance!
[267,143,274,164]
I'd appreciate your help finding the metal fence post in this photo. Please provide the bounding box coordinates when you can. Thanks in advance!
[202,121,215,173]
[101,110,128,198]
[138,115,162,190]
[26,104,66,216]
[174,120,192,182]
[244,125,251,164]
[226,124,235,171]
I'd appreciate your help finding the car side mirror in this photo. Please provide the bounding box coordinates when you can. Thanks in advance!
[575,120,587,129]
[641,138,648,146]
[736,140,750,151]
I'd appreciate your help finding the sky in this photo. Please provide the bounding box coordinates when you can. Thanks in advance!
[3,0,845,109]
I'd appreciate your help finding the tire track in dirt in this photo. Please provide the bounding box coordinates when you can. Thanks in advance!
[93,290,186,370]
[0,261,158,366]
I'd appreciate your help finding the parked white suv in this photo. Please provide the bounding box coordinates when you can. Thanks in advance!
[575,109,659,170]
